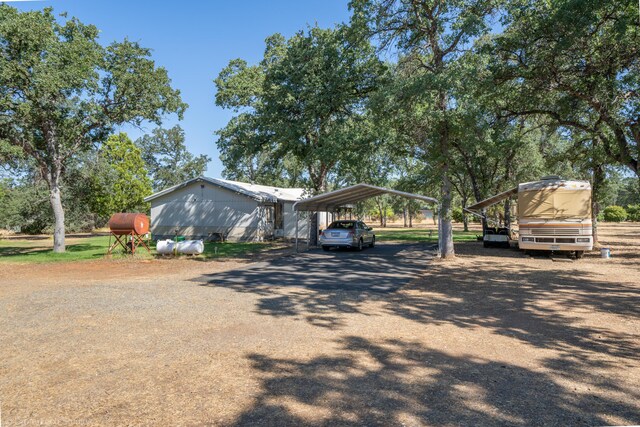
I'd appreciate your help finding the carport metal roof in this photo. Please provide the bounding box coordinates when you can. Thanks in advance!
[465,186,518,212]
[293,183,439,211]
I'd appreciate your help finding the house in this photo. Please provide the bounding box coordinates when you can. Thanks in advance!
[143,177,311,242]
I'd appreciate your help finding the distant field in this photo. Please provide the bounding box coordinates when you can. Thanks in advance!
[374,226,479,243]
[0,235,277,264]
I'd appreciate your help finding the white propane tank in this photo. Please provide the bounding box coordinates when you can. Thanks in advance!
[156,239,177,255]
[176,240,205,255]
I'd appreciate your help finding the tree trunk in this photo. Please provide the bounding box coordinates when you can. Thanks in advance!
[480,208,488,234]
[504,199,511,228]
[592,202,599,246]
[463,211,469,232]
[462,197,469,232]
[409,209,413,228]
[403,205,408,227]
[591,164,605,245]
[49,182,66,253]
[439,173,455,258]
[434,68,455,257]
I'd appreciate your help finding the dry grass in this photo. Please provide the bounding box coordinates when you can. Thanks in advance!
[0,223,638,426]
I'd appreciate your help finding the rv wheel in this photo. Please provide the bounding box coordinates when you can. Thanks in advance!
[575,250,584,259]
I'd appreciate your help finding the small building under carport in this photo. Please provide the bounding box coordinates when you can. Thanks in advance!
[144,177,309,242]
[292,183,439,251]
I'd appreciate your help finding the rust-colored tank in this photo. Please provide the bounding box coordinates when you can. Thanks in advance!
[108,213,149,235]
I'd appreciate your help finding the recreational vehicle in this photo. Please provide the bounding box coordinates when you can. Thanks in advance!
[467,176,594,257]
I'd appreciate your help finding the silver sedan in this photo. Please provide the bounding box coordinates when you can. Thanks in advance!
[319,220,376,251]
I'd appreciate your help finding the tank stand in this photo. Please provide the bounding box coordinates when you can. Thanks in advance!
[107,232,151,255]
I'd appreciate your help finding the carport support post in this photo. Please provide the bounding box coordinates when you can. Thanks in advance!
[295,210,299,253]
[306,212,311,250]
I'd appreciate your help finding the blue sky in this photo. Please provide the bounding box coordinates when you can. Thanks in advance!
[11,0,352,178]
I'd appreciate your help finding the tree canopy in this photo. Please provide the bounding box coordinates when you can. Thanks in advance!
[349,0,502,257]
[89,133,152,217]
[489,0,639,177]
[0,5,186,251]
[136,125,210,191]
[2,1,638,252]
[215,25,385,193]
[210,0,640,250]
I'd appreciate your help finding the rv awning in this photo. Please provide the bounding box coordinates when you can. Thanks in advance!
[465,187,518,212]
[293,183,438,212]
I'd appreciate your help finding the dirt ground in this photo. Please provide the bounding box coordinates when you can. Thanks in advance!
[1,223,638,426]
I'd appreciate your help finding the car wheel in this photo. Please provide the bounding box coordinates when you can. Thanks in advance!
[357,238,363,251]
[483,241,489,248]
[322,245,330,252]
[369,236,375,248]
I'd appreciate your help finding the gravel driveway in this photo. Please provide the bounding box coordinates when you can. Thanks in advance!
[1,225,639,426]
[200,242,435,292]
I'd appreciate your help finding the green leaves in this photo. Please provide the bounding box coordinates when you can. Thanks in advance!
[0,5,186,250]
[489,0,639,175]
[0,5,186,163]
[102,39,187,126]
[136,125,211,191]
[214,59,264,111]
[214,25,385,192]
[89,133,152,217]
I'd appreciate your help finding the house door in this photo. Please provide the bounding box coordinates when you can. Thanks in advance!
[274,203,284,232]
[263,205,275,238]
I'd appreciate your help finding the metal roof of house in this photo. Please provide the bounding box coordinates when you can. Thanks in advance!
[143,177,307,203]
[293,183,438,211]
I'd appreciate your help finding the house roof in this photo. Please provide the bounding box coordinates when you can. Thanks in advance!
[143,177,307,203]
[293,183,438,212]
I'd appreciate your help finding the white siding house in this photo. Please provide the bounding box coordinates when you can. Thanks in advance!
[144,177,310,242]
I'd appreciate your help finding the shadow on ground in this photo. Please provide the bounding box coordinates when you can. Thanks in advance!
[197,241,640,424]
[230,336,640,426]
[196,243,435,328]
[198,243,434,292]
[0,242,103,257]
[196,242,639,360]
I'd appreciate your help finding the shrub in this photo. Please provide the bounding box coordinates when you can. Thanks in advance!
[452,207,464,223]
[603,205,627,222]
[626,205,640,222]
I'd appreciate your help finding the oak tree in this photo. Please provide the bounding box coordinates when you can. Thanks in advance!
[0,6,186,251]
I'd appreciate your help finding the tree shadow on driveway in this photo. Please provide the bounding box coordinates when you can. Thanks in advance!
[195,242,639,362]
[198,242,434,292]
[229,336,640,426]
[194,241,640,424]
[196,243,435,328]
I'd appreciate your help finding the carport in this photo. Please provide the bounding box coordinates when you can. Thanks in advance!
[293,183,439,252]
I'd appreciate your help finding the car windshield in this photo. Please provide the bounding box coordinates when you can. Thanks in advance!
[327,221,355,230]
